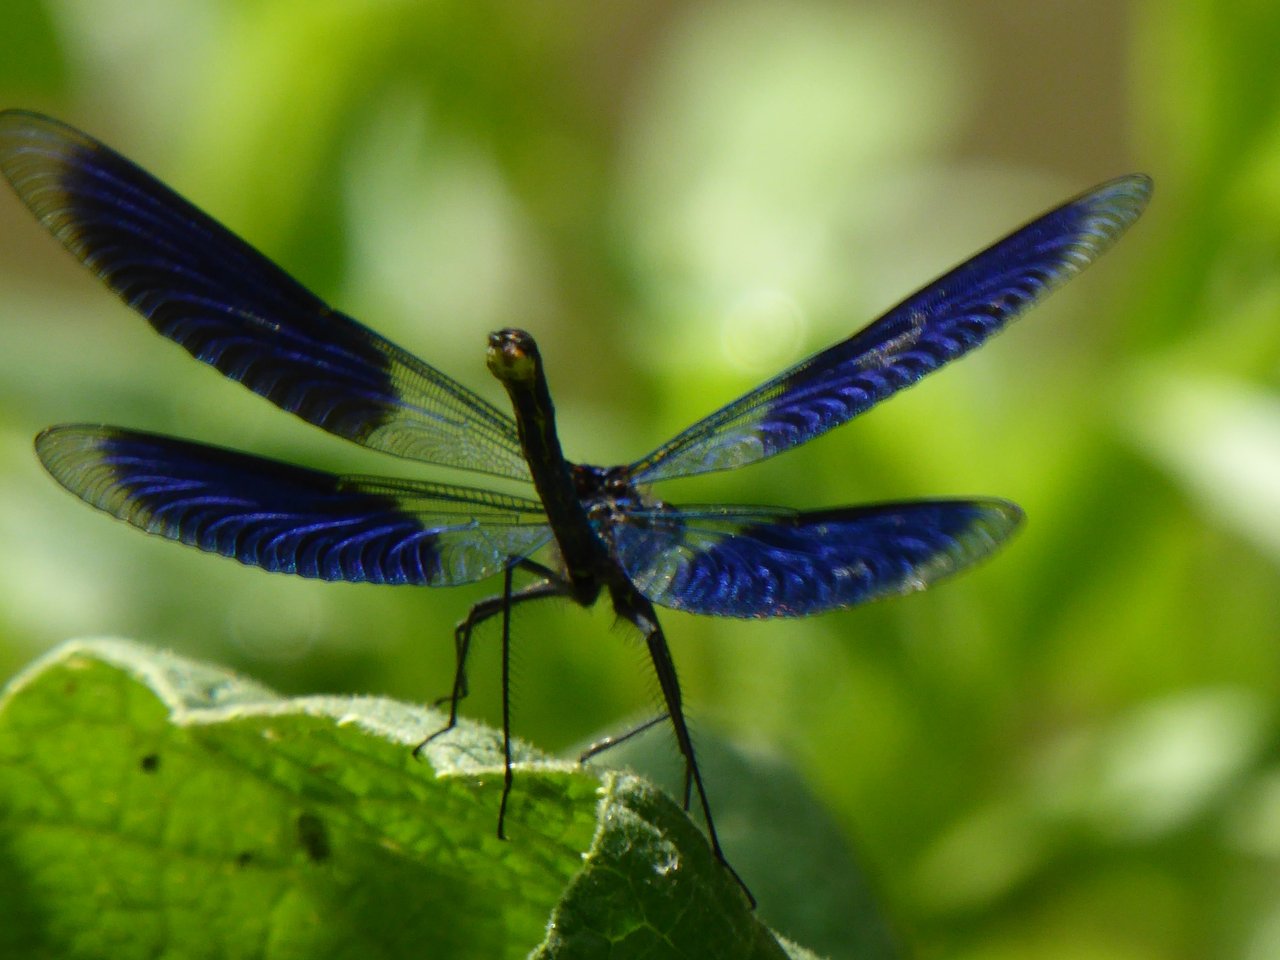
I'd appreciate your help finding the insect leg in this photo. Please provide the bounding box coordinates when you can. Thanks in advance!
[414,559,567,759]
[430,559,566,711]
[611,583,754,905]
[497,562,515,839]
[578,712,670,763]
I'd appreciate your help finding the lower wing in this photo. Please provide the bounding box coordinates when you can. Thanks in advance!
[608,500,1023,618]
[36,426,552,587]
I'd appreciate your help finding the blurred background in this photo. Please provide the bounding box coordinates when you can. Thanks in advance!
[1,1,1278,957]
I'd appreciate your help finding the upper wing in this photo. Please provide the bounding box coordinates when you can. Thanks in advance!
[36,426,552,586]
[607,500,1022,618]
[630,175,1151,483]
[0,110,530,481]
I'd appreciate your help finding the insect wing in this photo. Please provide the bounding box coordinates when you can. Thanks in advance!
[630,175,1150,483]
[36,426,552,586]
[609,500,1023,617]
[0,110,530,481]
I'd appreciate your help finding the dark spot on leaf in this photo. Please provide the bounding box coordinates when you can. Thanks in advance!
[235,851,254,868]
[139,753,160,773]
[297,812,330,862]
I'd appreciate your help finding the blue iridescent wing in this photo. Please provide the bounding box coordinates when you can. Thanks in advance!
[0,110,529,481]
[607,500,1022,617]
[36,426,552,586]
[630,175,1151,483]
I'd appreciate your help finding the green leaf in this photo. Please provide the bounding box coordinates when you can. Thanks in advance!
[590,726,899,960]
[0,639,817,959]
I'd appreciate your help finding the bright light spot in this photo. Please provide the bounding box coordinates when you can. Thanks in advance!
[225,581,324,664]
[651,849,680,877]
[53,0,222,136]
[1125,371,1280,563]
[621,2,970,376]
[1091,688,1269,839]
[0,430,126,643]
[719,288,807,373]
[343,96,551,361]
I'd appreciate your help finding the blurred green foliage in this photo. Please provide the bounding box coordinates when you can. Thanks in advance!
[0,1,1276,957]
